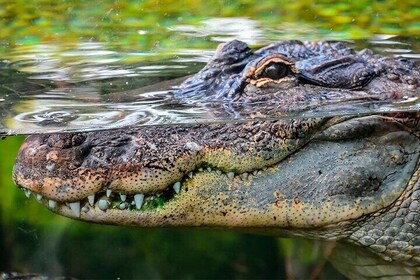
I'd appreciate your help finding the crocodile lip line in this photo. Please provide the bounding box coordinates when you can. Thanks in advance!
[18,165,254,218]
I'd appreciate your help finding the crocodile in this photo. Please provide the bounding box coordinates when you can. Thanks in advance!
[13,40,420,278]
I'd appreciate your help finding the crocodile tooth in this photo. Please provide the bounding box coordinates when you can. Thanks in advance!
[188,172,193,178]
[227,172,235,180]
[88,194,95,206]
[24,189,32,198]
[69,202,81,218]
[98,199,110,211]
[241,172,249,181]
[82,206,89,213]
[120,194,126,201]
[119,202,127,210]
[252,170,259,176]
[36,194,43,201]
[48,200,57,209]
[216,170,222,175]
[207,167,212,172]
[173,182,181,194]
[134,194,144,210]
[106,189,112,197]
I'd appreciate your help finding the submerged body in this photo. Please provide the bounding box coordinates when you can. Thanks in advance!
[13,40,420,278]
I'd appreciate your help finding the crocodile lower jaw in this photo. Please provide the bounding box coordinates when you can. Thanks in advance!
[19,166,259,219]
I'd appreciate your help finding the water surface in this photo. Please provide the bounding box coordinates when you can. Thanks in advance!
[0,1,419,135]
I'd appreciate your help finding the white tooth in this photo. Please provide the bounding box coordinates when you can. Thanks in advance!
[188,172,193,178]
[198,167,203,172]
[88,195,95,206]
[98,199,110,211]
[207,167,212,172]
[173,182,181,194]
[69,202,81,218]
[134,194,144,210]
[106,189,112,197]
[227,172,235,180]
[119,202,127,210]
[216,170,222,175]
[48,200,57,209]
[24,189,32,198]
[252,170,259,176]
[120,194,126,201]
[36,194,43,201]
[241,172,249,181]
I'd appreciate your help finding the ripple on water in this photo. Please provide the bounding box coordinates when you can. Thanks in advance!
[0,31,418,135]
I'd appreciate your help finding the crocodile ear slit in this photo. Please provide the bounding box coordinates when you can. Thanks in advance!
[296,56,377,89]
[297,73,323,86]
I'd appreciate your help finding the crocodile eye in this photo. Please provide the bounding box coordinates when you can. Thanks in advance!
[261,63,289,79]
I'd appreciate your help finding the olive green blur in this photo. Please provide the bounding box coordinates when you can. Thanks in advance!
[0,0,418,52]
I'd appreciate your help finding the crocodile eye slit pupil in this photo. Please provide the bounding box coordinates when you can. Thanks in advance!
[262,63,288,79]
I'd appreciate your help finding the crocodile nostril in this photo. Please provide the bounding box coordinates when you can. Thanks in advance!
[72,134,86,146]
[46,133,86,148]
[47,134,73,148]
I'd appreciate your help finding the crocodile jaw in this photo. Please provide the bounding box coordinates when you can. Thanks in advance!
[42,164,416,233]
[14,116,419,235]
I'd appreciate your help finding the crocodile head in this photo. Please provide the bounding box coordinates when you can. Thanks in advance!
[13,40,420,265]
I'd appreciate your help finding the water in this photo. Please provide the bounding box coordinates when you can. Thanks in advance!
[0,18,419,135]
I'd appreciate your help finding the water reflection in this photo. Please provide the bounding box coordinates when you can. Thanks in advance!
[0,33,418,136]
[170,17,266,44]
[2,213,418,279]
[330,243,420,279]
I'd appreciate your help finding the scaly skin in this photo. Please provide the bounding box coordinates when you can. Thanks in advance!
[13,40,420,277]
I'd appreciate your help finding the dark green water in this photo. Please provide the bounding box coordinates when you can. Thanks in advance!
[0,1,418,279]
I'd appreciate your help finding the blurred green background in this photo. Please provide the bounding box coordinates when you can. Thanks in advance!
[0,0,418,278]
[0,0,418,54]
[1,0,419,42]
